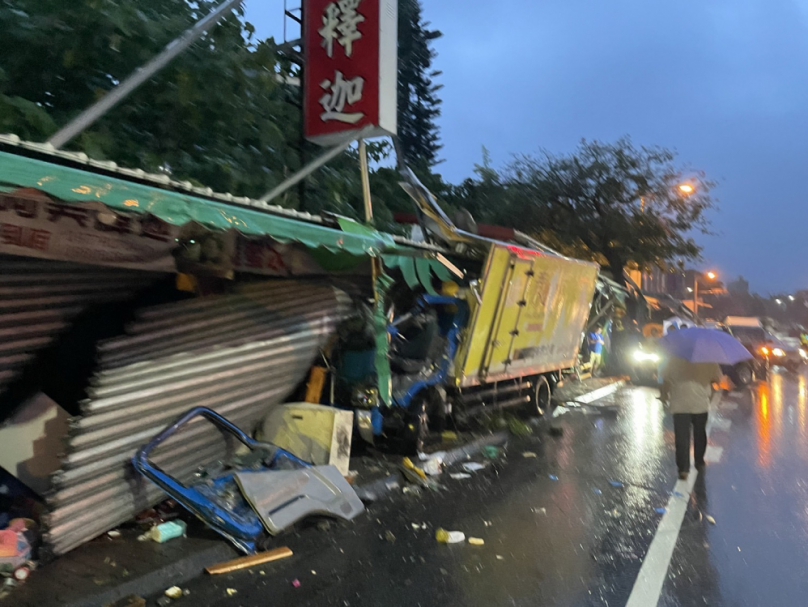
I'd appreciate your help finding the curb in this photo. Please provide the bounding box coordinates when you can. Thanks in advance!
[354,431,509,503]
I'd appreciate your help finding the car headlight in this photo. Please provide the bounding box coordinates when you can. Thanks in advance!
[773,348,785,357]
[633,350,660,363]
[761,347,770,356]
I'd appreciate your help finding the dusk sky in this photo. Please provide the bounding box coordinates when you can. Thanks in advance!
[247,1,808,295]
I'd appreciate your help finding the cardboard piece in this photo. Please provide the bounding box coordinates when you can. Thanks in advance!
[259,403,353,476]
[0,392,69,496]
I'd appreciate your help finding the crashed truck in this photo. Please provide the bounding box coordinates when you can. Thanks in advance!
[0,136,599,557]
[327,169,601,453]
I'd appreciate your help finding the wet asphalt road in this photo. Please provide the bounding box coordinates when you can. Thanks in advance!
[158,371,808,607]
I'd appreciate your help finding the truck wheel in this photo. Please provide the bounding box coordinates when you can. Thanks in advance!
[529,375,552,417]
[729,363,752,386]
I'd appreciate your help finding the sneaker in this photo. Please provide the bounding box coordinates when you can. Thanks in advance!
[678,471,689,481]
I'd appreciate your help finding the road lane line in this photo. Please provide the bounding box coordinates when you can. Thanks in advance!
[625,392,722,607]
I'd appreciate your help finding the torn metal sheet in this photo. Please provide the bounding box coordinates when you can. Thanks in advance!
[235,466,364,536]
[43,280,351,556]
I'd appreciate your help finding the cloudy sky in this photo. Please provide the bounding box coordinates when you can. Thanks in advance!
[247,1,808,294]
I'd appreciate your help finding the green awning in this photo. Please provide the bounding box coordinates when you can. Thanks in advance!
[0,150,396,257]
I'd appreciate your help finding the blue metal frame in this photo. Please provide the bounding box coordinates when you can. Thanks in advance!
[388,295,470,411]
[132,407,310,554]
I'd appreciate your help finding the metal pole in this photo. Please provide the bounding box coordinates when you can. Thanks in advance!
[47,0,243,149]
[259,126,374,204]
[694,277,699,319]
[359,139,374,223]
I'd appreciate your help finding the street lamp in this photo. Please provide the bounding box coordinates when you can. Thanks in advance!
[679,184,695,195]
[693,270,718,320]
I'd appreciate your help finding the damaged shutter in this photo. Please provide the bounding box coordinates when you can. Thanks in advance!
[44,280,351,556]
[0,255,162,396]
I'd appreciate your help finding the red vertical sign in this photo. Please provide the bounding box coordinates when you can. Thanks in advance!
[304,0,397,146]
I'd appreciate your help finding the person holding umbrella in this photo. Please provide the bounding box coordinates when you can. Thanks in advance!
[660,327,752,480]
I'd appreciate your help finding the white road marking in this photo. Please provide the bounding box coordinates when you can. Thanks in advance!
[704,445,723,464]
[574,380,626,405]
[625,392,723,607]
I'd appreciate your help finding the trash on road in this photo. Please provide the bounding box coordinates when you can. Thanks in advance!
[206,547,294,575]
[435,529,466,544]
[107,530,121,538]
[138,520,186,543]
[449,472,471,480]
[441,431,459,442]
[418,451,446,476]
[164,587,183,600]
[655,508,667,515]
[705,514,717,525]
[552,405,570,418]
[292,579,302,588]
[609,481,624,488]
[549,474,559,481]
[496,555,504,560]
[226,588,238,597]
[482,446,501,460]
[531,507,547,515]
[461,462,486,473]
[468,537,485,546]
[593,488,602,495]
[522,451,537,458]
[384,530,396,543]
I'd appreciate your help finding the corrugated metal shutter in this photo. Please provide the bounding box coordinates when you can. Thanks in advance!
[0,255,162,394]
[44,280,351,556]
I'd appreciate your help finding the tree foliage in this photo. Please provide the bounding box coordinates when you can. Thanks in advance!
[449,139,716,282]
[396,0,443,168]
[0,0,446,228]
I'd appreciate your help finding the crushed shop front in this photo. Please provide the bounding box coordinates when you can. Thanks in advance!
[0,137,411,556]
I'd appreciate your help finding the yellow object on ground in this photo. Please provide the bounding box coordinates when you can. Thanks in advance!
[259,404,353,476]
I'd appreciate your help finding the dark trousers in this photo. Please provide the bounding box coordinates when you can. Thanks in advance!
[673,413,708,473]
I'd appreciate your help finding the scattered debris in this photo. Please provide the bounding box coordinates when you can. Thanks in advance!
[461,462,486,473]
[107,530,122,539]
[105,595,146,607]
[411,522,428,530]
[655,508,667,515]
[384,530,396,543]
[226,588,238,597]
[468,537,485,546]
[482,446,501,460]
[402,485,422,495]
[552,405,570,418]
[522,452,537,458]
[593,488,602,496]
[483,520,492,527]
[402,457,428,481]
[548,474,559,481]
[609,481,624,488]
[435,529,466,544]
[441,431,459,442]
[164,587,183,600]
[138,520,186,544]
[418,452,446,476]
[156,597,172,607]
[449,472,471,480]
[507,417,533,437]
[206,547,294,575]
[292,579,302,588]
[705,514,717,525]
[496,555,504,561]
[531,507,547,515]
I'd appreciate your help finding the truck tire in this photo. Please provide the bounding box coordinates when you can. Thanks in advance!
[530,375,552,417]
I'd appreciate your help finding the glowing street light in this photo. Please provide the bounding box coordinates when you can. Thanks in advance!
[789,295,796,301]
[693,270,718,319]
[775,298,783,305]
[678,184,695,195]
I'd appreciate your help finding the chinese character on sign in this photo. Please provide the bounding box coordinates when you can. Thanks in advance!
[45,203,90,227]
[319,0,365,58]
[320,71,365,123]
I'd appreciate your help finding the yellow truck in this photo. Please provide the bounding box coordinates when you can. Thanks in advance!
[333,171,600,452]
